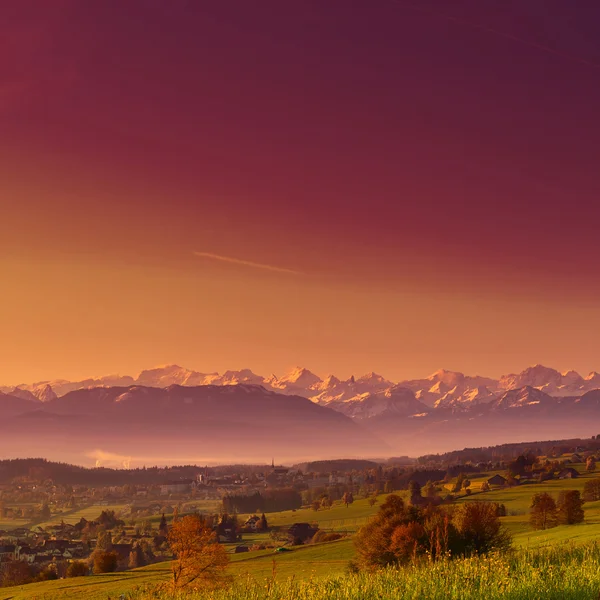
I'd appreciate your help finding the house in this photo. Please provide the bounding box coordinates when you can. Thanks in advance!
[487,474,507,487]
[244,515,261,531]
[559,468,579,479]
[287,523,318,544]
[570,454,583,463]
[0,544,16,561]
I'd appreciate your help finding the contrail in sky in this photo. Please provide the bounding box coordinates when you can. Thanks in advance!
[194,251,303,275]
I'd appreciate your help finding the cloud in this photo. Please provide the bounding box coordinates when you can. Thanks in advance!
[194,251,303,275]
[87,449,132,469]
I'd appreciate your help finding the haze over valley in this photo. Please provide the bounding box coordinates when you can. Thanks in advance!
[3,363,600,466]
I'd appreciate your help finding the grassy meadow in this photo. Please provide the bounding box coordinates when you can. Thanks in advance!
[5,457,600,599]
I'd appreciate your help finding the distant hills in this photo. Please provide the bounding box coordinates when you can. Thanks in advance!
[2,364,600,463]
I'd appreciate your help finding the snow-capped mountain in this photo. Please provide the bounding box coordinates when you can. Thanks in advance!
[498,365,587,396]
[4,363,600,418]
[434,385,496,409]
[325,385,429,420]
[268,367,323,394]
[488,386,553,410]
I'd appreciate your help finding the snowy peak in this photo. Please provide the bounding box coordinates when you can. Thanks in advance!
[278,367,322,386]
[428,369,465,387]
[434,385,495,410]
[490,386,552,410]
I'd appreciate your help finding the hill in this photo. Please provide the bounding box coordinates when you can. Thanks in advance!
[0,385,387,464]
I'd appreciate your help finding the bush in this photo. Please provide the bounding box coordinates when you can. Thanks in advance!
[312,530,343,544]
[91,550,119,574]
[354,495,511,570]
[66,560,89,578]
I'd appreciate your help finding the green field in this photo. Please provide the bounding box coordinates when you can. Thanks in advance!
[0,539,354,600]
[35,504,129,529]
[6,461,600,598]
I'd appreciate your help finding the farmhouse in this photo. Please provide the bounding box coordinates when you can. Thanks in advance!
[244,515,261,530]
[487,474,507,487]
[558,468,579,479]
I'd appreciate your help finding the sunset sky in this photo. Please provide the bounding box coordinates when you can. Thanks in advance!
[2,1,600,385]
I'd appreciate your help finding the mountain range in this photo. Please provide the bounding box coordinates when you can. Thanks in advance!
[2,364,600,464]
[4,363,600,412]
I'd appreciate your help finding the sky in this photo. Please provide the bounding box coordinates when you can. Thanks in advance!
[2,0,600,385]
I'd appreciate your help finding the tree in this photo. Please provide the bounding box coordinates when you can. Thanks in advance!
[481,482,490,493]
[389,522,426,564]
[462,479,471,491]
[129,543,147,569]
[96,530,112,551]
[368,496,377,507]
[423,481,437,499]
[159,513,169,537]
[311,500,320,511]
[342,492,354,508]
[586,457,596,472]
[408,481,422,505]
[66,560,88,578]
[584,478,600,501]
[92,550,118,574]
[320,496,332,510]
[384,481,394,494]
[168,514,230,591]
[0,560,33,587]
[259,513,269,531]
[557,490,585,525]
[40,502,51,520]
[530,493,558,530]
[453,502,512,555]
[354,495,412,569]
[453,473,465,493]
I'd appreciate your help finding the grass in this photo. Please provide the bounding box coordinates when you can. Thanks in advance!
[35,504,128,528]
[7,462,600,598]
[132,542,600,599]
[0,539,355,600]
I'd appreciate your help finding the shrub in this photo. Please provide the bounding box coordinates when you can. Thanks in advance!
[91,550,119,574]
[66,560,89,578]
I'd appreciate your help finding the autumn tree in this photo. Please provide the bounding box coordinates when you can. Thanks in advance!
[530,493,558,530]
[341,491,354,508]
[168,514,229,591]
[453,473,465,493]
[557,490,585,525]
[354,495,412,569]
[92,550,118,574]
[320,496,332,510]
[583,478,600,502]
[389,522,426,564]
[96,530,112,551]
[586,457,596,472]
[129,542,147,569]
[423,481,438,499]
[66,560,89,578]
[453,502,511,555]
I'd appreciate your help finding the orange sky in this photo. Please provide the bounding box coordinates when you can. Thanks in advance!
[2,1,600,384]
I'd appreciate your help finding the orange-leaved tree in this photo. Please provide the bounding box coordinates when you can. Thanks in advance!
[168,514,230,591]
